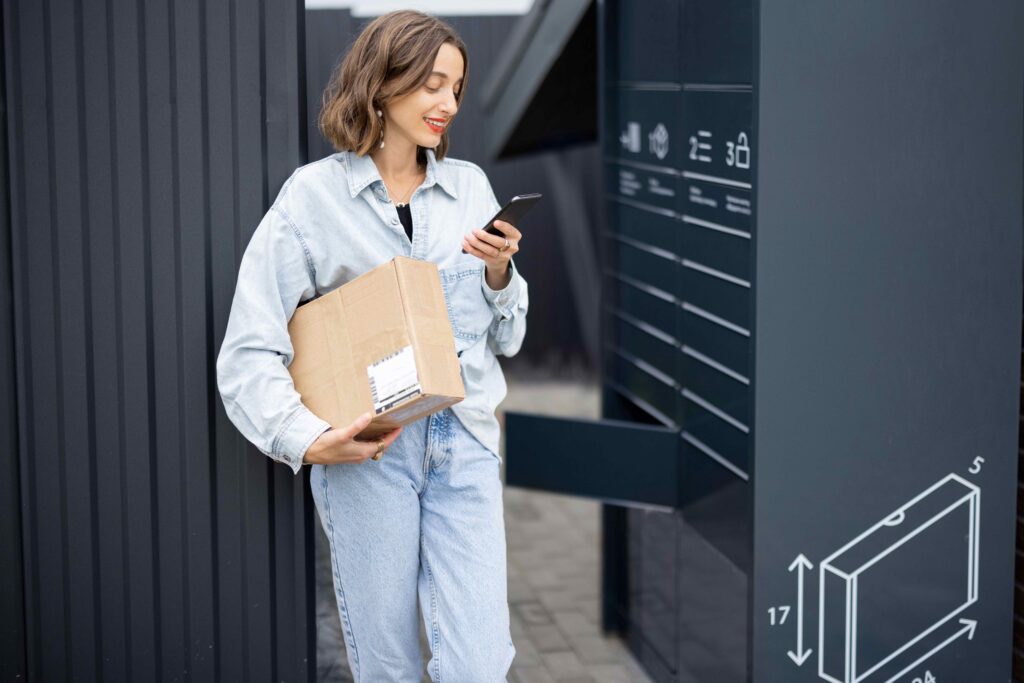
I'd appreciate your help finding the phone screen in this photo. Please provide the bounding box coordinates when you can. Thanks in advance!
[462,193,542,254]
[484,193,542,235]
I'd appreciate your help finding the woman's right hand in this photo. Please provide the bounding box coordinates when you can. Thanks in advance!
[302,412,403,465]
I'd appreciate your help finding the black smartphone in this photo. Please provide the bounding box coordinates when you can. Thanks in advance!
[462,193,542,253]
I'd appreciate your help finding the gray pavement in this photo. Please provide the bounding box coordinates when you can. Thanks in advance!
[315,374,653,683]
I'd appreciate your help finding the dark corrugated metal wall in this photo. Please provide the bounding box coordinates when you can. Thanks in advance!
[0,1,27,678]
[2,0,315,680]
[1016,312,1024,679]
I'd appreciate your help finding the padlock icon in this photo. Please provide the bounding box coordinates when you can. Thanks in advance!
[735,132,750,169]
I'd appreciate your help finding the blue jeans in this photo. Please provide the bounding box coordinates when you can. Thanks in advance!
[310,408,515,682]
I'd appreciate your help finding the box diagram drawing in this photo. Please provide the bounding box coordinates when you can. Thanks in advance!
[817,474,980,683]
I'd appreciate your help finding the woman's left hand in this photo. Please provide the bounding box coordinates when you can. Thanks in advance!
[462,220,521,288]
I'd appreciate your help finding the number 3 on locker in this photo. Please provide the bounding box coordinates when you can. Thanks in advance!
[726,132,751,170]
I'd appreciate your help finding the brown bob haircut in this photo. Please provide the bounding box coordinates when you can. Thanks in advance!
[319,10,468,161]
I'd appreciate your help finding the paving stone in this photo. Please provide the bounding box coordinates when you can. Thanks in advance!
[585,664,633,683]
[510,665,558,683]
[508,578,534,604]
[525,623,570,653]
[552,611,597,637]
[540,650,589,679]
[577,598,601,624]
[524,568,564,590]
[537,587,581,612]
[516,600,554,625]
[511,635,542,666]
[567,634,627,665]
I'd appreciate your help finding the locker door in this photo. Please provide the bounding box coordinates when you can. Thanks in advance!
[505,412,679,509]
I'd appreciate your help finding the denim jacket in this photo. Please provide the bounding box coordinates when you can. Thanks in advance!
[216,149,529,474]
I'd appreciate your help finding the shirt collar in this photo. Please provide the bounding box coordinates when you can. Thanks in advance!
[344,148,458,200]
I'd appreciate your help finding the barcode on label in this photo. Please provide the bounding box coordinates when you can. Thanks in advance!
[367,346,421,415]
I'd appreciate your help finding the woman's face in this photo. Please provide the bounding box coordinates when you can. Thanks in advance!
[382,42,464,152]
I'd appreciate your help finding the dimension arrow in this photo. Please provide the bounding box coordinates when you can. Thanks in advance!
[787,554,814,666]
[883,619,977,683]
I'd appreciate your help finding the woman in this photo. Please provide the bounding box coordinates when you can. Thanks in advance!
[215,9,527,682]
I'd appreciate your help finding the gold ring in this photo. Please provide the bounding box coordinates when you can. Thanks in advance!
[499,238,510,253]
[371,439,385,461]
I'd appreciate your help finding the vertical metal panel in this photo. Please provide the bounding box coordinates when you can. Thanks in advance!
[1016,315,1024,679]
[0,0,27,678]
[303,9,355,164]
[753,1,1022,681]
[4,0,315,680]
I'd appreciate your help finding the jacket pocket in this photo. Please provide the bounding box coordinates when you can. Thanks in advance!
[440,265,493,352]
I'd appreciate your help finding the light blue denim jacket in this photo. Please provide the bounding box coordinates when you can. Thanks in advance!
[216,149,528,474]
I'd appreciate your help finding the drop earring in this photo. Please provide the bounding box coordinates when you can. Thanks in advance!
[376,109,384,149]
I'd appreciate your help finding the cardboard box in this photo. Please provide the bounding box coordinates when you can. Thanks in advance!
[287,256,465,440]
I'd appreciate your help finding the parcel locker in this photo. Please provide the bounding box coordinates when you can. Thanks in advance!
[504,0,1023,681]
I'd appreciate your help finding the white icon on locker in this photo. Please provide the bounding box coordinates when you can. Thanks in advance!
[726,132,750,169]
[649,123,670,160]
[620,121,641,153]
[689,130,712,163]
[807,473,981,683]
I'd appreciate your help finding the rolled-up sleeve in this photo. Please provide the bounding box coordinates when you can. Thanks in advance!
[476,175,530,358]
[482,258,528,357]
[216,206,331,474]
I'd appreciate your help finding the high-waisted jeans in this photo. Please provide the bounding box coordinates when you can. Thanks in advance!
[310,407,515,682]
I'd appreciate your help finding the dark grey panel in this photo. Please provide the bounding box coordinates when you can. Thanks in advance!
[680,89,752,189]
[680,266,749,330]
[607,164,682,213]
[5,0,315,680]
[0,1,26,677]
[597,2,758,678]
[753,2,1024,682]
[303,9,355,163]
[613,238,678,296]
[681,0,752,85]
[627,515,676,683]
[682,182,752,236]
[608,272,677,337]
[680,307,750,390]
[640,510,678,669]
[1016,331,1024,681]
[610,350,679,426]
[681,400,748,475]
[614,311,677,380]
[606,0,681,84]
[681,221,750,284]
[505,412,679,508]
[674,512,748,683]
[607,198,679,252]
[682,352,749,429]
[605,89,683,170]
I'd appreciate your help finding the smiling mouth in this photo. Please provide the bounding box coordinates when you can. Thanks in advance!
[424,117,447,133]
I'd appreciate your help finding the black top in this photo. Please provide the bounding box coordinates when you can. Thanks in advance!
[396,204,413,242]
